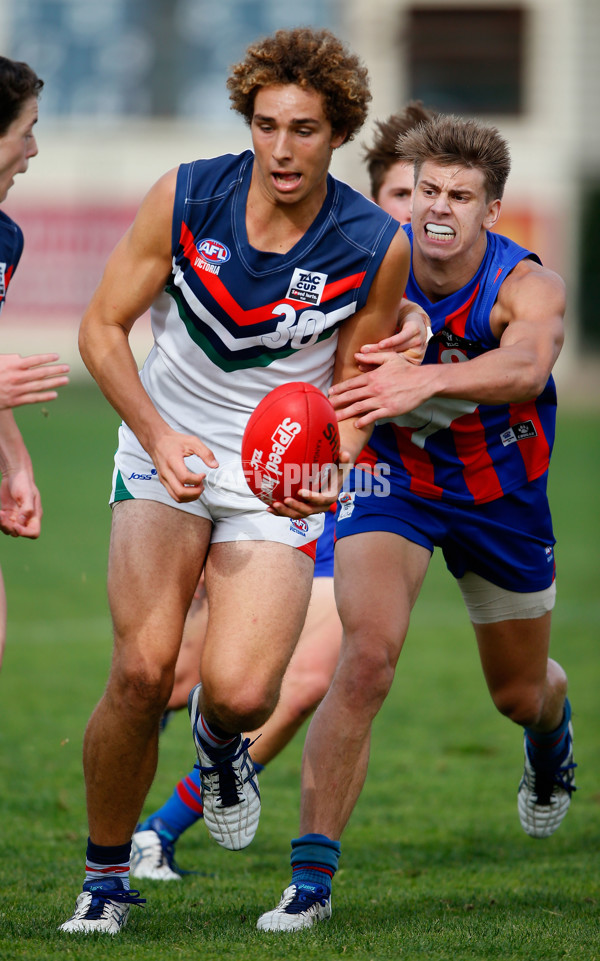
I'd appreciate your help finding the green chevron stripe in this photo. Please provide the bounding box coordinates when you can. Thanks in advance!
[167,284,334,373]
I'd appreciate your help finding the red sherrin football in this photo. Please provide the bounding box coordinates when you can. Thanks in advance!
[242,382,340,505]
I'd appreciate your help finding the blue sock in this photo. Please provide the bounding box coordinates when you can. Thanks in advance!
[139,766,203,842]
[525,697,572,769]
[290,833,341,895]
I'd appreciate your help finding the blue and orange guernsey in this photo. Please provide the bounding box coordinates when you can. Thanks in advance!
[365,225,556,505]
[140,151,399,468]
[0,209,24,314]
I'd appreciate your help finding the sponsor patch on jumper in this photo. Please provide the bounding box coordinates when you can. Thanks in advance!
[286,268,328,306]
[500,420,538,447]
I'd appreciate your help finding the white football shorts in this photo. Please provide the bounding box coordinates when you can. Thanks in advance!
[110,422,324,551]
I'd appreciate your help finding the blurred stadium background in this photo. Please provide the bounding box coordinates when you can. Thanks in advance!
[1,0,599,404]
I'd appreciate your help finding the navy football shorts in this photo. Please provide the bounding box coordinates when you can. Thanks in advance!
[314,508,335,578]
[335,469,555,593]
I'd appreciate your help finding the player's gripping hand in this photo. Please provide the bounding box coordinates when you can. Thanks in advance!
[0,469,42,538]
[329,350,440,429]
[0,353,70,409]
[268,450,350,520]
[358,300,430,369]
[149,429,219,503]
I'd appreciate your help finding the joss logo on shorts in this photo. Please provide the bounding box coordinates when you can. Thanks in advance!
[196,239,231,264]
[129,468,158,481]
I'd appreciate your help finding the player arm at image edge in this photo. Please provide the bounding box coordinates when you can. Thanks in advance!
[78,169,177,440]
[78,168,219,501]
[332,225,411,462]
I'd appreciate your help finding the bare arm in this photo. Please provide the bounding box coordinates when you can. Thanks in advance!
[78,168,218,502]
[330,259,565,428]
[0,410,41,538]
[332,227,412,460]
[270,226,411,518]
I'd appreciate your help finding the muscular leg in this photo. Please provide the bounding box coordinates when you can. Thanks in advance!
[83,500,211,845]
[473,612,567,731]
[197,540,314,735]
[167,575,340,754]
[299,532,431,839]
[131,572,338,876]
[251,577,342,765]
[473,610,575,838]
[167,578,208,711]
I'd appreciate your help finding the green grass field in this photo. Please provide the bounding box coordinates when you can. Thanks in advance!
[0,381,598,960]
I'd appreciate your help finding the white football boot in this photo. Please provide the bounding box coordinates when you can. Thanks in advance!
[257,883,332,931]
[518,720,577,838]
[59,878,145,934]
[131,821,181,881]
[188,683,260,850]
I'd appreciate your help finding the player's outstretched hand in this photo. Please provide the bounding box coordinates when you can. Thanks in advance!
[0,469,42,538]
[0,353,70,409]
[329,351,437,429]
[150,429,219,503]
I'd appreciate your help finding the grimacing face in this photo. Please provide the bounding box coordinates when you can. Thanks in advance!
[0,95,39,203]
[410,160,500,265]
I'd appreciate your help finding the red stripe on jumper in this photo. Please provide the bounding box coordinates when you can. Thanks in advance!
[392,425,444,500]
[444,283,480,339]
[451,409,504,503]
[179,221,365,327]
[508,401,550,480]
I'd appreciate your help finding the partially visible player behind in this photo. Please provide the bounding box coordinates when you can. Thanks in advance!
[129,104,437,883]
[0,56,70,668]
[363,101,436,225]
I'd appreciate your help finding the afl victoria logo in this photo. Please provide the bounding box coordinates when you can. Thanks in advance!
[290,519,309,534]
[197,238,231,264]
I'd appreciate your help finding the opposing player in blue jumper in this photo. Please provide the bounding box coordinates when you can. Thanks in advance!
[257,113,576,932]
[59,27,427,934]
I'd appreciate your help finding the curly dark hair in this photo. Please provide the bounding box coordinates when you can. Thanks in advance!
[0,57,43,137]
[398,114,511,202]
[227,27,371,143]
[363,101,436,200]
